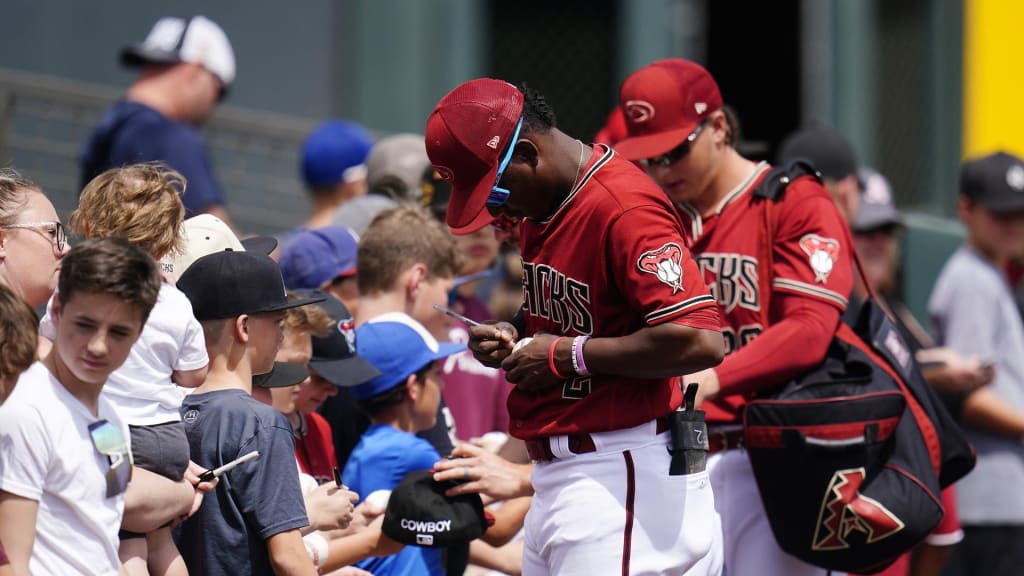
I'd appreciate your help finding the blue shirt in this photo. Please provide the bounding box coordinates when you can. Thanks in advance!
[80,100,224,215]
[343,424,443,576]
[176,389,309,576]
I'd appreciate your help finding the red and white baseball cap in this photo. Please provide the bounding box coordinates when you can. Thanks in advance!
[424,79,524,234]
[614,59,722,161]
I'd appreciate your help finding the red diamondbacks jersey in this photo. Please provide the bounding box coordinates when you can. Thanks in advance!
[508,145,719,439]
[677,162,853,423]
[295,411,338,485]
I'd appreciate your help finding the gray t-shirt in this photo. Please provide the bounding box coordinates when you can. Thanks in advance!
[175,389,309,575]
[929,246,1024,524]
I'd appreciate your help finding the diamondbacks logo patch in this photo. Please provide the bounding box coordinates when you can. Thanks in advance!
[812,468,904,551]
[624,100,656,123]
[638,242,684,294]
[799,234,840,284]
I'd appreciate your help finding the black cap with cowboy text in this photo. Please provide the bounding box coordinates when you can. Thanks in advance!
[960,151,1024,214]
[382,470,488,548]
[178,251,324,321]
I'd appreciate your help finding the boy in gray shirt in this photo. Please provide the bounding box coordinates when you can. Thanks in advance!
[929,151,1024,576]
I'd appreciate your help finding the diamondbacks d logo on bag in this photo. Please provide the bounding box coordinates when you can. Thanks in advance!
[812,468,905,551]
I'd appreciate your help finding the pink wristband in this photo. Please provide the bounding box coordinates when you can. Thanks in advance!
[572,335,591,376]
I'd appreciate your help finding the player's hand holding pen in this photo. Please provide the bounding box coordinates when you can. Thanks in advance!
[502,332,570,393]
[433,305,519,368]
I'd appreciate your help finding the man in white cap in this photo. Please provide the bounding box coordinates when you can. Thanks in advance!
[81,15,236,225]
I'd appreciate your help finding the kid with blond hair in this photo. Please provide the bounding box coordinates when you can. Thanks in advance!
[42,163,210,576]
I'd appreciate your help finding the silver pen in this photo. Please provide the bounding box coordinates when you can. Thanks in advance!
[432,304,482,327]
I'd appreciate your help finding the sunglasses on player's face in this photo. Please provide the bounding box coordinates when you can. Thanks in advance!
[640,119,711,169]
[486,116,525,209]
[88,419,132,498]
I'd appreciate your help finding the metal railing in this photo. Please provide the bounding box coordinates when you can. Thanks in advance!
[0,67,318,235]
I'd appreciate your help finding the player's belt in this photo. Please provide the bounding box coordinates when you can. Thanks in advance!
[525,418,670,462]
[707,424,744,453]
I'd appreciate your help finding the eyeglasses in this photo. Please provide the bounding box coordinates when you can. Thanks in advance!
[88,419,132,497]
[2,221,67,253]
[486,116,525,209]
[640,119,710,168]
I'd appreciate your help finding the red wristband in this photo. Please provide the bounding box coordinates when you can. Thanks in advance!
[548,336,567,379]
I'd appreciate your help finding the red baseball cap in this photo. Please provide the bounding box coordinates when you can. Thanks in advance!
[425,79,524,234]
[614,59,722,161]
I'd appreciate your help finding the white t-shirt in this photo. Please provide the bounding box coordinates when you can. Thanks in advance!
[0,362,131,575]
[42,282,208,425]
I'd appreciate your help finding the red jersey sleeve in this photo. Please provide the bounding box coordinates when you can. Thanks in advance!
[607,204,717,326]
[771,178,853,312]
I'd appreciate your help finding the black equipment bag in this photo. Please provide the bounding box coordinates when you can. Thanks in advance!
[741,162,975,574]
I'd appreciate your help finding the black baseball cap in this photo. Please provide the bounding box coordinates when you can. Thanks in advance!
[960,151,1024,214]
[178,251,325,321]
[253,361,308,389]
[382,470,488,548]
[296,290,381,388]
[777,126,858,181]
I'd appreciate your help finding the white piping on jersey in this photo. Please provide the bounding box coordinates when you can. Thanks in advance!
[535,144,614,225]
[678,161,770,244]
[645,294,717,324]
[773,278,849,309]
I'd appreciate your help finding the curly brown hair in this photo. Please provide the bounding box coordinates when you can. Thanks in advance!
[285,292,334,338]
[71,163,186,261]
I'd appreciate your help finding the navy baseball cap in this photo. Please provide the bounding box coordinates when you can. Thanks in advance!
[960,151,1024,214]
[178,251,324,321]
[297,290,381,388]
[854,168,905,233]
[350,312,465,400]
[278,226,359,290]
[382,470,487,548]
[302,120,375,188]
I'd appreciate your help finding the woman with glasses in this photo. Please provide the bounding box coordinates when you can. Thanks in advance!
[0,168,69,308]
[615,59,854,576]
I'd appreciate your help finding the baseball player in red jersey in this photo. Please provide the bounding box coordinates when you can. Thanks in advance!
[615,59,855,576]
[425,78,725,575]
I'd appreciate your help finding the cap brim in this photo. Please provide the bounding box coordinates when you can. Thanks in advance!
[241,236,278,255]
[445,163,501,231]
[262,293,327,314]
[309,355,382,388]
[979,196,1024,215]
[613,125,694,161]
[434,342,467,360]
[449,208,495,235]
[121,45,181,68]
[253,361,308,388]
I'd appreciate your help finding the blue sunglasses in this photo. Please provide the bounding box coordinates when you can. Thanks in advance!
[485,116,525,208]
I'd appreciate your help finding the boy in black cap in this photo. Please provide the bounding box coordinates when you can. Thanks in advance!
[175,250,324,576]
[929,151,1024,576]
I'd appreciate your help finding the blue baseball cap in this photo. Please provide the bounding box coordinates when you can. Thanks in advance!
[302,120,374,188]
[351,312,466,400]
[278,226,359,290]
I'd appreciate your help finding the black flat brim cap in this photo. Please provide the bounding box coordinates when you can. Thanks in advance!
[308,355,381,388]
[253,361,309,388]
[382,470,487,548]
[240,235,278,256]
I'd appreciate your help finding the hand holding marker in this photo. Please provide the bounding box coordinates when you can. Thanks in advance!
[198,451,260,483]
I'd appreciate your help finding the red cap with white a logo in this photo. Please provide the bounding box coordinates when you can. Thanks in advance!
[615,58,722,161]
[425,79,524,234]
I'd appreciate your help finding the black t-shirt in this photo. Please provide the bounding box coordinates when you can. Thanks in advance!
[176,389,309,576]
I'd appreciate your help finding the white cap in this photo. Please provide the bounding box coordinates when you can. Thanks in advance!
[121,15,236,88]
[161,214,244,283]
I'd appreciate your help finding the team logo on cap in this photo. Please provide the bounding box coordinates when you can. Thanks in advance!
[695,102,708,115]
[435,165,454,183]
[337,317,356,353]
[637,242,684,294]
[624,100,656,124]
[486,136,500,150]
[1007,164,1024,191]
[799,234,840,284]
